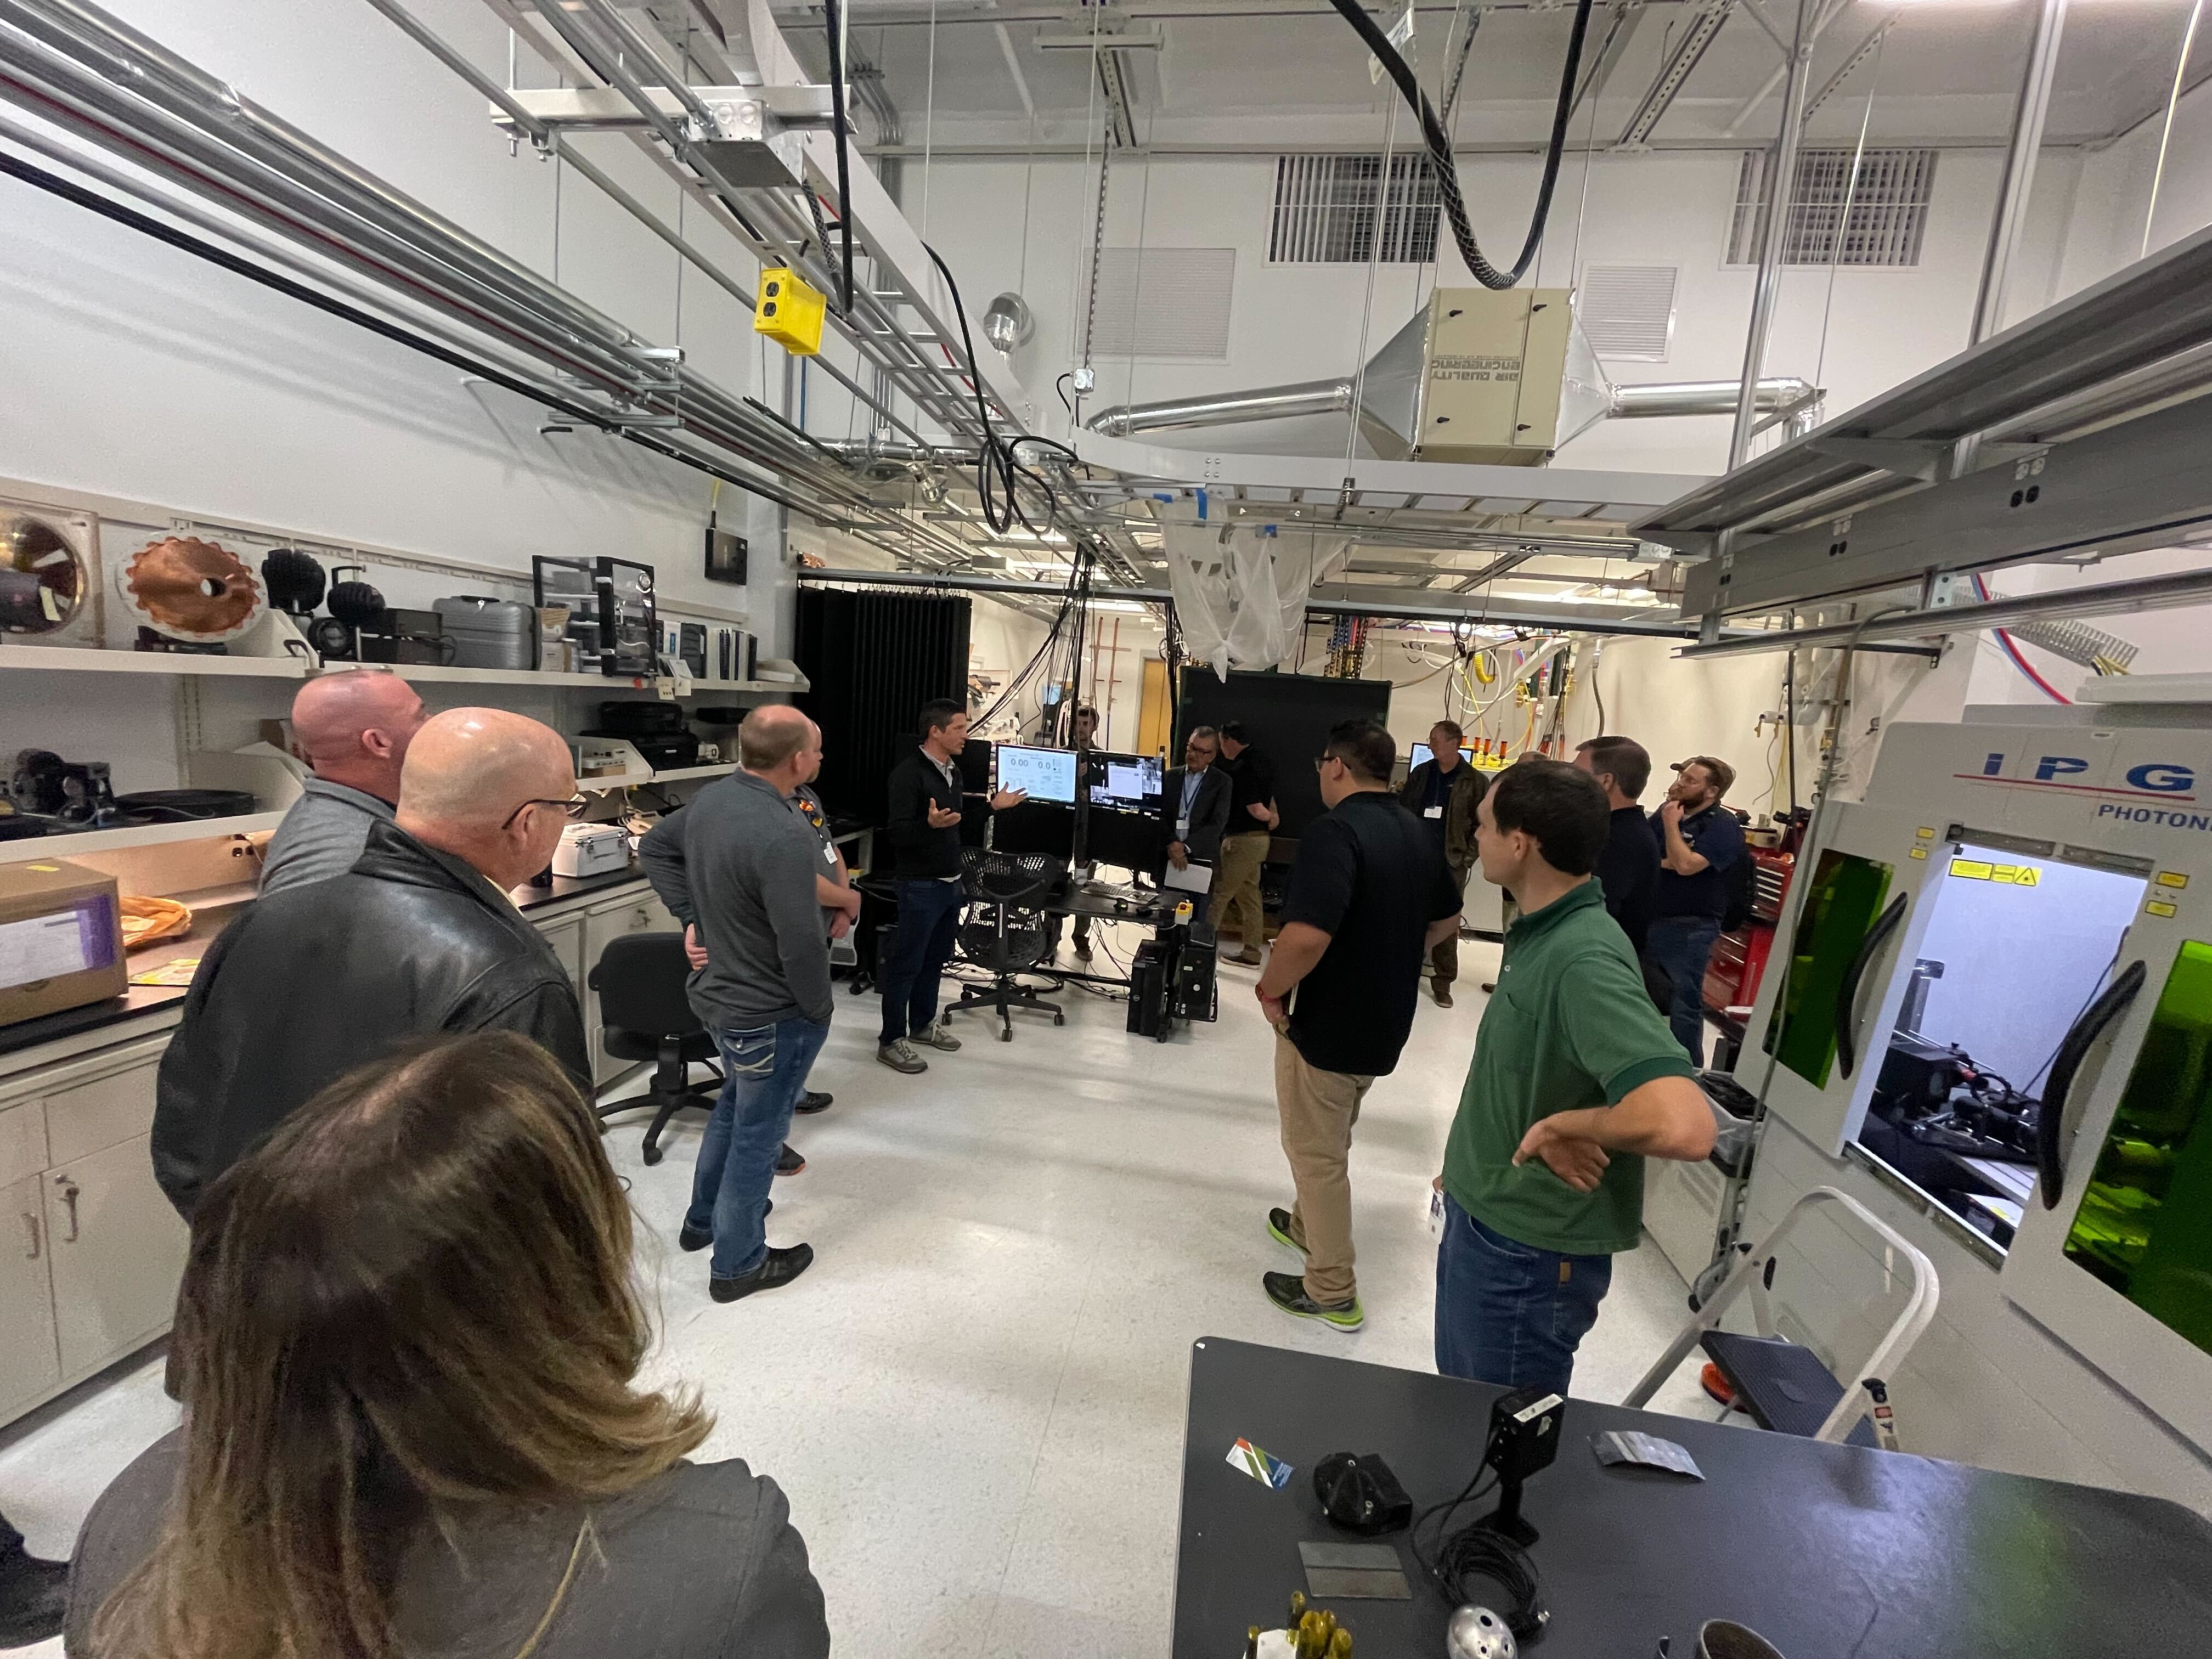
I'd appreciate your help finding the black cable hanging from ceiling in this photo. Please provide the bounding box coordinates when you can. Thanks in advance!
[1326,0,1595,290]
[821,0,857,314]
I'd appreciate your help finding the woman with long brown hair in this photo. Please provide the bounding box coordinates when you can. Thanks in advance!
[67,1031,829,1659]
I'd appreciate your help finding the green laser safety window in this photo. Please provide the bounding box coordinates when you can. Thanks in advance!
[1765,849,1894,1091]
[2064,940,2212,1358]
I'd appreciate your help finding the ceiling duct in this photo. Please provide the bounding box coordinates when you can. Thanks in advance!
[1086,289,1818,463]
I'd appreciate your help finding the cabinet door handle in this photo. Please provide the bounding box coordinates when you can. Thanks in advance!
[20,1210,37,1261]
[56,1176,80,1243]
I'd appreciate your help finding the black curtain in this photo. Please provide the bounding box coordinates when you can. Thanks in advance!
[1176,668,1392,839]
[794,587,972,830]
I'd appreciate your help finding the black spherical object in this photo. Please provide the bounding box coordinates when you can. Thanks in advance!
[326,565,387,628]
[261,547,327,616]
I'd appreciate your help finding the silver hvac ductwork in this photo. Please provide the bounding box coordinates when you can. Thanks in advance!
[1086,290,1821,461]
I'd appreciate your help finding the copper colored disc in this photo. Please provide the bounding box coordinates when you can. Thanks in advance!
[120,535,263,641]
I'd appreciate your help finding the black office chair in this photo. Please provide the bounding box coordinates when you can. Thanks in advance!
[946,847,1064,1042]
[590,931,721,1166]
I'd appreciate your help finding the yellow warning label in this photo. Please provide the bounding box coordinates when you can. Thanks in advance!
[1909,847,1929,861]
[1949,859,2039,886]
[1916,827,1937,840]
[2157,871,2190,890]
[2147,900,2179,919]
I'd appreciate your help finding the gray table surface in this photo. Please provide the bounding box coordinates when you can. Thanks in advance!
[1174,1337,2212,1658]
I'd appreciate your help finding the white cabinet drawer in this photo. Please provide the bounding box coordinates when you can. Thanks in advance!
[0,1173,59,1418]
[45,1055,163,1166]
[0,1100,47,1189]
[46,1134,190,1380]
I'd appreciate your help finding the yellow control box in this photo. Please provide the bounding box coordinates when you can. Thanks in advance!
[754,267,826,356]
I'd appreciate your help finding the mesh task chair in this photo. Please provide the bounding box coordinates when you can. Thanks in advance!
[945,847,1064,1043]
[590,931,721,1166]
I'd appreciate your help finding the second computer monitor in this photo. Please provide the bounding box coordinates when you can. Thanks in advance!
[1409,741,1476,771]
[995,744,1079,805]
[1087,750,1163,812]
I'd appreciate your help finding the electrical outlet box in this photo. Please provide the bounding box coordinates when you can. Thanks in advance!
[755,267,826,356]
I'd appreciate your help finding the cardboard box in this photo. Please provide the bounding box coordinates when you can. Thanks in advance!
[0,859,128,1026]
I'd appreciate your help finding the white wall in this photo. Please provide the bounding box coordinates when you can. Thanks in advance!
[0,0,791,653]
[862,144,2078,477]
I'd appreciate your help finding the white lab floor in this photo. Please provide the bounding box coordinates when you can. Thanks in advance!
[0,928,1719,1657]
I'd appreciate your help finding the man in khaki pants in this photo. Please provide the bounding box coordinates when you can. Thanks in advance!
[1255,720,1464,1331]
[1211,722,1279,965]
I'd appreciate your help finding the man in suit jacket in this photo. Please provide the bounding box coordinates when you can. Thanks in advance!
[1163,725,1233,873]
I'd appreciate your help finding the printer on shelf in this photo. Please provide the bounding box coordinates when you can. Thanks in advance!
[552,822,631,879]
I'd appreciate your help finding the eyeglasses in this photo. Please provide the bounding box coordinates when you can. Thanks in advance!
[503,794,589,829]
[1313,754,1342,773]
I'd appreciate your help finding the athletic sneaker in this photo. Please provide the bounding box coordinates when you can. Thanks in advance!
[877,1040,927,1074]
[776,1143,805,1176]
[1262,1269,1363,1332]
[1266,1206,1310,1255]
[710,1242,814,1302]
[795,1090,833,1115]
[913,1025,962,1052]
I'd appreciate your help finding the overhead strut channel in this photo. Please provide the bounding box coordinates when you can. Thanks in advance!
[0,0,1012,568]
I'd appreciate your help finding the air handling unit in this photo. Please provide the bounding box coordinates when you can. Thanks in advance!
[1087,288,1818,466]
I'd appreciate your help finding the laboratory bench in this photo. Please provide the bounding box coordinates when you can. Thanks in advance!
[0,859,672,1431]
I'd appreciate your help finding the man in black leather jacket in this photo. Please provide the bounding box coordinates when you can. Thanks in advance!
[152,708,591,1219]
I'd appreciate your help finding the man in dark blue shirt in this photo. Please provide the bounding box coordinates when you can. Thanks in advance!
[1647,754,1746,1064]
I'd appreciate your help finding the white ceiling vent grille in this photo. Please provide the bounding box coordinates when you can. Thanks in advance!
[1269,153,1441,264]
[1083,246,1237,360]
[1577,264,1678,362]
[1729,147,1937,267]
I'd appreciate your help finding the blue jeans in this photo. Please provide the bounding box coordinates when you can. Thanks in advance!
[1434,1193,1613,1398]
[879,877,966,1045]
[1646,914,1722,1064]
[687,1015,830,1280]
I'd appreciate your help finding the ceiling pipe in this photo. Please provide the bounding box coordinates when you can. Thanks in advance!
[1085,373,1820,441]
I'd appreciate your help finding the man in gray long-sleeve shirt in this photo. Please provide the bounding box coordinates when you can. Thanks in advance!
[640,706,835,1302]
[260,670,427,895]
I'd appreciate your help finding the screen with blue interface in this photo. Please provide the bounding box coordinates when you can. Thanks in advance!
[995,744,1079,804]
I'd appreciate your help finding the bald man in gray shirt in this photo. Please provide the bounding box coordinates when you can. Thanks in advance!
[260,670,428,894]
[640,707,836,1304]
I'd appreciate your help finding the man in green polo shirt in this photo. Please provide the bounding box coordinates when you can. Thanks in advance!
[1436,758,1717,1396]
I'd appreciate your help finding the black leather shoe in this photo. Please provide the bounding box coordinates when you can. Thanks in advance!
[0,1547,68,1647]
[711,1242,814,1301]
[795,1090,833,1115]
[776,1143,806,1176]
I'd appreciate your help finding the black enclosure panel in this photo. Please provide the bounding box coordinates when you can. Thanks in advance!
[794,588,971,836]
[1176,669,1392,838]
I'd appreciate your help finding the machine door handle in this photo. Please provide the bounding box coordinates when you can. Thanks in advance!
[20,1210,37,1261]
[2037,959,2147,1210]
[55,1176,81,1243]
[1835,893,1910,1080]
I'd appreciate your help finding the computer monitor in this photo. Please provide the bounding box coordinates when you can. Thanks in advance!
[1085,804,1166,874]
[1409,741,1476,771]
[995,744,1079,805]
[992,802,1076,861]
[1086,749,1163,812]
[958,737,994,793]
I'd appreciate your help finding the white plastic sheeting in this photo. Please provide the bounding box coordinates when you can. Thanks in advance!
[1164,522,1348,676]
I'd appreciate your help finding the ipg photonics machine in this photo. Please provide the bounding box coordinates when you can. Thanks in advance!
[1731,683,2212,1494]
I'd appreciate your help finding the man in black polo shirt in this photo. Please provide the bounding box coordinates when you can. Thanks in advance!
[878,699,1023,1075]
[1647,754,1747,1063]
[1255,720,1464,1331]
[1211,721,1279,966]
[1573,734,1660,952]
